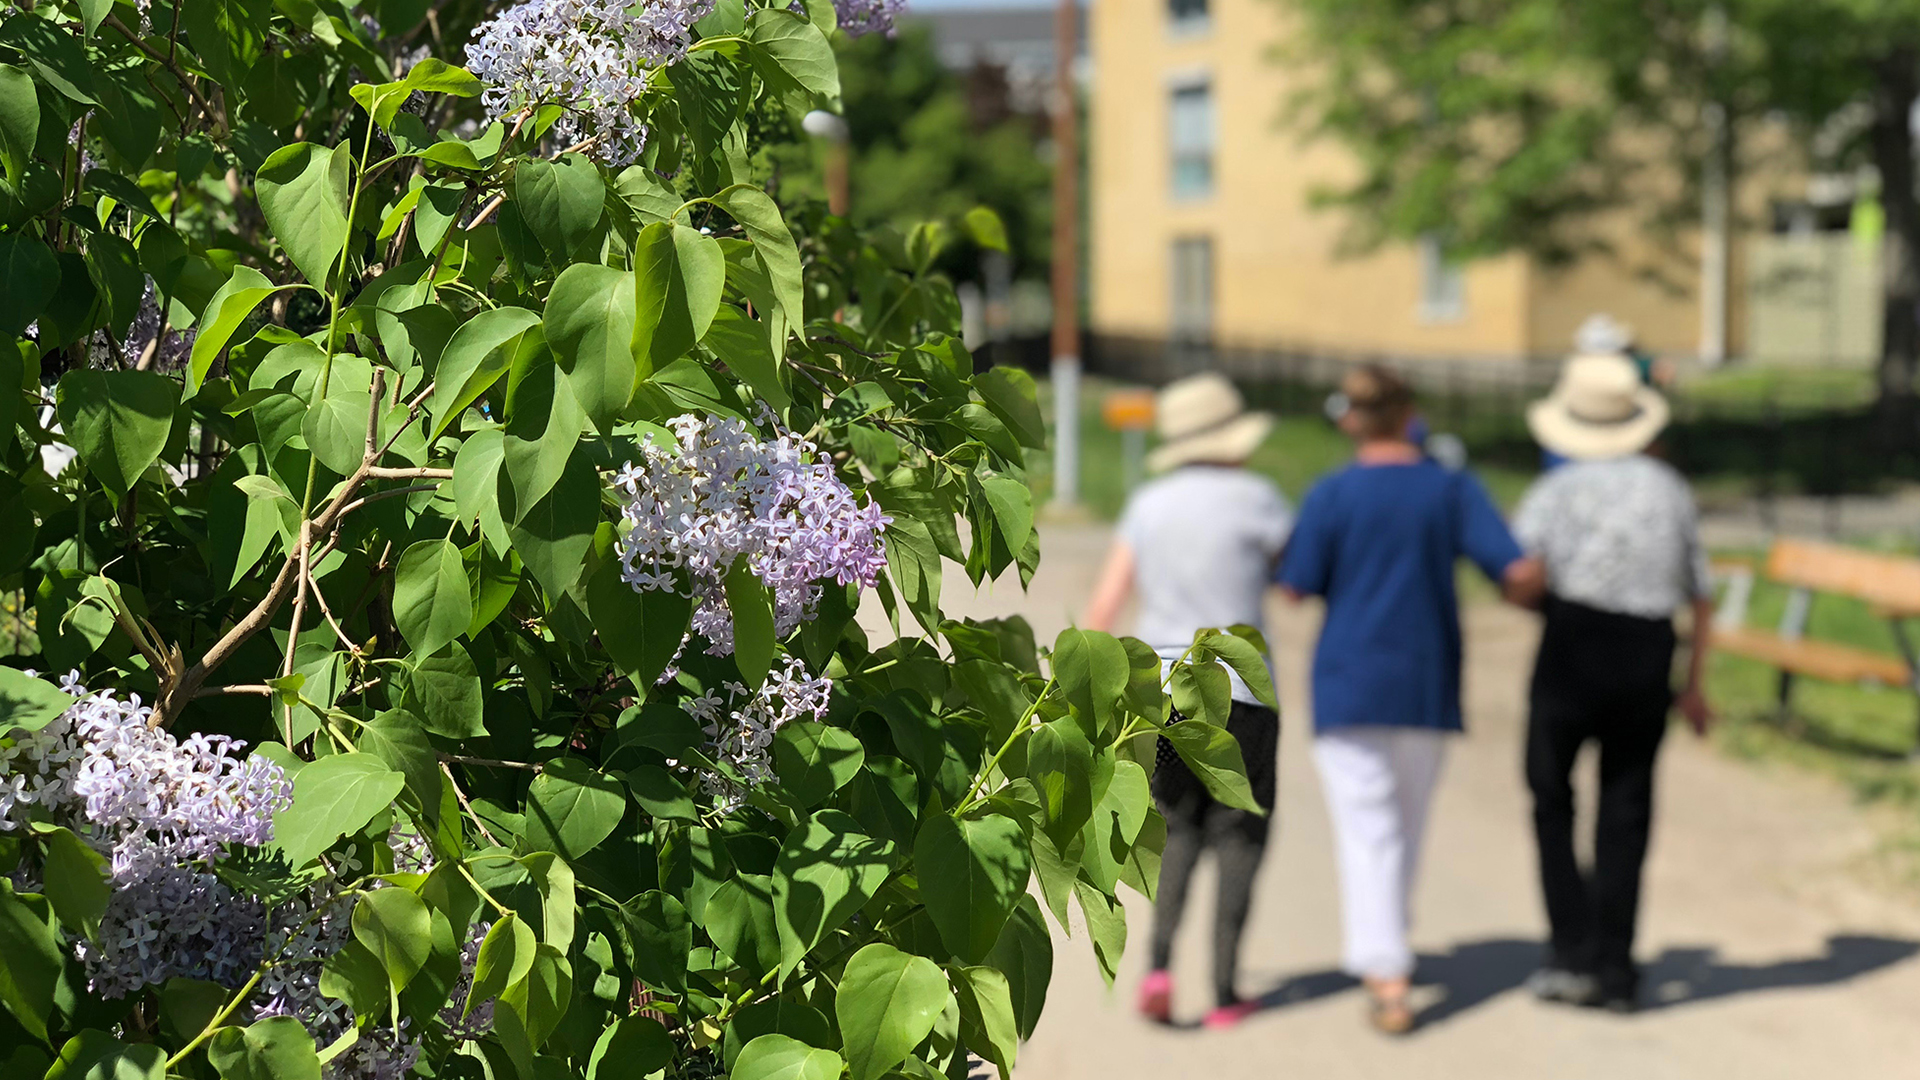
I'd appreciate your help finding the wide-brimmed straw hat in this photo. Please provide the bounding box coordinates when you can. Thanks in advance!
[1146,373,1274,473]
[1527,352,1669,460]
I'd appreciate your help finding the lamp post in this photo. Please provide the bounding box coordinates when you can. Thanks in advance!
[802,110,851,216]
[1048,0,1081,509]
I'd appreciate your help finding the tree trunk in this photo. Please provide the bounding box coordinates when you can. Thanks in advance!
[1871,47,1920,418]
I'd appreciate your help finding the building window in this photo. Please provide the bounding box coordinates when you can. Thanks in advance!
[1418,234,1465,322]
[1169,82,1214,201]
[1171,236,1214,340]
[1168,0,1208,30]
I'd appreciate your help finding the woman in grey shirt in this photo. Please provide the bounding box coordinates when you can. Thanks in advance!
[1514,351,1715,1014]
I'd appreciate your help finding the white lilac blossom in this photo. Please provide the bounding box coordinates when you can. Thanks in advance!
[833,0,908,38]
[683,656,833,810]
[612,412,890,657]
[465,0,715,165]
[0,673,292,995]
[91,282,198,372]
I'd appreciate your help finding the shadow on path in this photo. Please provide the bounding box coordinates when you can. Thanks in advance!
[1233,934,1919,1030]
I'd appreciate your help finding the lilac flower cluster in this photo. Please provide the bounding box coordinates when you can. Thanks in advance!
[612,412,890,657]
[833,0,908,38]
[683,656,833,810]
[465,0,715,165]
[0,673,291,996]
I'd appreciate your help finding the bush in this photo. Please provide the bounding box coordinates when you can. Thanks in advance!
[0,3,1259,1079]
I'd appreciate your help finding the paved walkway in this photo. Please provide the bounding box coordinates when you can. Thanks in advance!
[922,523,1920,1080]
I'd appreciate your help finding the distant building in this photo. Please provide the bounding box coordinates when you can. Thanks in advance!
[1087,0,1794,369]
[910,6,1068,115]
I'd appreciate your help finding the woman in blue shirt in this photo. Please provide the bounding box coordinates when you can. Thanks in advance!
[1279,365,1541,1034]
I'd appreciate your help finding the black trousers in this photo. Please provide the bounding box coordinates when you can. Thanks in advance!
[1526,595,1675,998]
[1150,700,1279,1007]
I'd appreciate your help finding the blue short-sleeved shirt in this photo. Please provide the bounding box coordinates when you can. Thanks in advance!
[1277,461,1523,734]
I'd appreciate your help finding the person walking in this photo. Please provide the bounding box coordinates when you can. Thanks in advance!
[1514,351,1714,1014]
[1083,372,1291,1030]
[1277,365,1540,1035]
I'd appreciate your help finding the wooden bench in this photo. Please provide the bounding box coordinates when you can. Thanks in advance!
[1713,538,1920,755]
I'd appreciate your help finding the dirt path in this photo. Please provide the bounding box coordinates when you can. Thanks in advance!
[913,522,1920,1080]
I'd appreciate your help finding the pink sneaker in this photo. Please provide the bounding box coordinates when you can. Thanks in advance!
[1202,1000,1261,1030]
[1137,969,1173,1024]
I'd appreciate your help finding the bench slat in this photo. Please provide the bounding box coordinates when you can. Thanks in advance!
[1766,539,1920,614]
[1716,626,1913,686]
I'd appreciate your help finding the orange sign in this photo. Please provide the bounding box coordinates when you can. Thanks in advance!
[1103,390,1155,430]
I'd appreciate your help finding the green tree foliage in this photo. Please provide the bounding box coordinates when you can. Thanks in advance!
[0,1,1256,1078]
[1279,0,1920,399]
[772,25,1054,279]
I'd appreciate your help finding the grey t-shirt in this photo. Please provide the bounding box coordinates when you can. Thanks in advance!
[1117,465,1294,703]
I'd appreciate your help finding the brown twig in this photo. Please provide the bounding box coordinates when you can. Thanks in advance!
[366,466,453,480]
[441,762,501,846]
[194,684,275,699]
[104,15,220,132]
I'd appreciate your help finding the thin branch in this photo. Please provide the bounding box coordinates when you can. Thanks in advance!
[335,483,443,519]
[104,15,219,131]
[366,466,453,480]
[441,762,501,846]
[307,568,359,654]
[194,684,275,699]
[439,753,542,772]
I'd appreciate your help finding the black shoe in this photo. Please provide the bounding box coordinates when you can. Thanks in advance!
[1524,967,1603,1006]
[1599,993,1640,1015]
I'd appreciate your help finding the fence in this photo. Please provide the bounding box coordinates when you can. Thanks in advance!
[978,332,1920,539]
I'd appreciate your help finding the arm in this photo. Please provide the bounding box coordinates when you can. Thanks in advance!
[1676,595,1715,736]
[1082,541,1136,633]
[1500,555,1546,609]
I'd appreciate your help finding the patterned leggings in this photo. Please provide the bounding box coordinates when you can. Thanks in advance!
[1148,701,1280,1008]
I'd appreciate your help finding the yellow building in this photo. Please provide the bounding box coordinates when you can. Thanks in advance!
[1087,0,1775,365]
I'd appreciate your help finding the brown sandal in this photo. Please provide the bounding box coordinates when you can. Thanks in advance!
[1367,993,1416,1036]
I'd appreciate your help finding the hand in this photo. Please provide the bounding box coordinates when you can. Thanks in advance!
[1675,686,1713,736]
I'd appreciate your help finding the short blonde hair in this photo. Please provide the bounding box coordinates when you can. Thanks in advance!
[1340,365,1414,440]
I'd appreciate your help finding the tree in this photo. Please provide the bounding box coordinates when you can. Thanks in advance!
[0,1,1259,1078]
[772,25,1055,281]
[1279,0,1920,403]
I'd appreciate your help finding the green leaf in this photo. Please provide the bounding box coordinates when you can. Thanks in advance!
[502,354,587,514]
[724,557,776,688]
[950,966,1018,1079]
[521,758,626,860]
[0,667,75,732]
[979,476,1033,556]
[983,895,1052,1039]
[544,263,638,431]
[587,1015,673,1080]
[964,207,1009,252]
[733,1035,842,1080]
[45,1031,165,1080]
[711,184,805,336]
[724,1001,833,1070]
[500,943,572,1047]
[180,0,270,86]
[1053,628,1129,736]
[633,222,725,370]
[55,369,181,496]
[40,825,110,939]
[515,154,604,259]
[402,58,484,98]
[273,753,408,867]
[772,810,894,977]
[393,539,474,658]
[1160,719,1259,812]
[467,913,537,1018]
[319,938,390,1021]
[187,266,281,397]
[1072,881,1128,985]
[584,558,692,692]
[770,722,865,806]
[744,10,840,101]
[703,304,789,408]
[0,64,37,187]
[617,891,690,993]
[0,233,59,336]
[519,851,577,948]
[705,873,780,975]
[428,307,542,440]
[0,882,60,1042]
[3,16,97,103]
[256,143,351,288]
[1167,659,1231,729]
[835,943,951,1080]
[1200,632,1277,710]
[504,449,599,598]
[623,764,697,822]
[972,368,1045,451]
[415,183,465,255]
[301,383,371,475]
[1024,718,1097,848]
[398,647,485,738]
[915,811,1032,963]
[350,888,433,991]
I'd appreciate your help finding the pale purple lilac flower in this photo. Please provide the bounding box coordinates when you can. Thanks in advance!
[465,0,715,165]
[834,0,908,38]
[611,412,890,657]
[683,656,833,811]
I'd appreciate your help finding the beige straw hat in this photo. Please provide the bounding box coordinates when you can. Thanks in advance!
[1526,352,1669,460]
[1146,373,1274,473]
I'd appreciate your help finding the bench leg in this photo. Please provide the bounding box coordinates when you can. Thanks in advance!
[1775,670,1795,718]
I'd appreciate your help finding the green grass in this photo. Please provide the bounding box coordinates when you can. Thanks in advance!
[1678,365,1878,412]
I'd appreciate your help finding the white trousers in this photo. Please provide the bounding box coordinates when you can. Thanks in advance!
[1311,726,1450,980]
